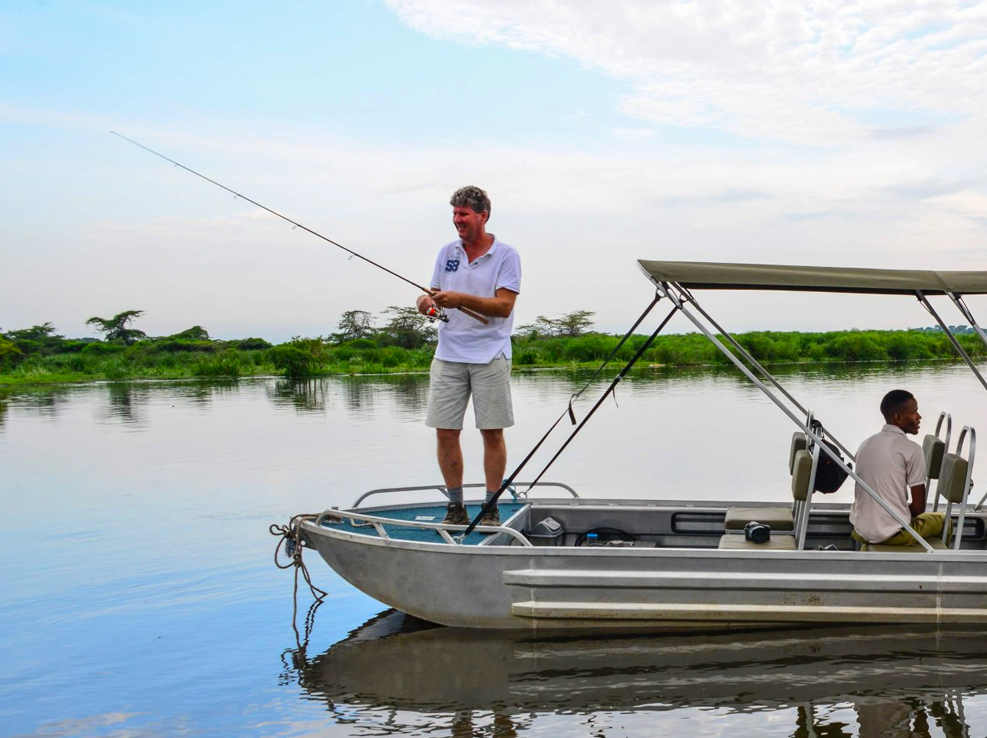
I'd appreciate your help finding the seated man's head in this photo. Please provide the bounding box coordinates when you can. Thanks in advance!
[880,389,921,435]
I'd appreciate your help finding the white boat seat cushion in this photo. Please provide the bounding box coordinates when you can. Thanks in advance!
[723,507,794,531]
[718,534,797,550]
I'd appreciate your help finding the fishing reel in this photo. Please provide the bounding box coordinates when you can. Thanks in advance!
[425,304,450,323]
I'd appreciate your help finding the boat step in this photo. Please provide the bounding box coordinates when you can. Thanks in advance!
[511,601,987,623]
[503,568,950,593]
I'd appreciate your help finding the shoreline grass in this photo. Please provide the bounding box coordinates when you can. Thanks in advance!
[2,327,985,387]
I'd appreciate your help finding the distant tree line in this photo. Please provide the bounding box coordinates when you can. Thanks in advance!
[912,324,975,335]
[1,311,270,360]
[2,308,984,384]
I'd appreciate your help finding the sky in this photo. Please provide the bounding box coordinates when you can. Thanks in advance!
[2,0,986,342]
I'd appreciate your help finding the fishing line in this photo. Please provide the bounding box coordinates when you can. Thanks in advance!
[111,131,487,323]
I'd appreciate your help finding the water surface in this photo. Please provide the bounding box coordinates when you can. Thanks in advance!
[2,365,986,736]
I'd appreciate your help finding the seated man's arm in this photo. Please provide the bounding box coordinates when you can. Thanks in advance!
[432,287,518,319]
[908,483,927,518]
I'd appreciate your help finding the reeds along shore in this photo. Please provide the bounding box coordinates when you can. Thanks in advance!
[1,329,984,385]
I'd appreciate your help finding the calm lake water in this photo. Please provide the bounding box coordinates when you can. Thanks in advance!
[3,363,987,737]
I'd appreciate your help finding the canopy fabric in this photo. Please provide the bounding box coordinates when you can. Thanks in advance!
[637,261,987,295]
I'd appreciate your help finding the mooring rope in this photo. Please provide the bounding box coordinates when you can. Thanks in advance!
[270,514,328,648]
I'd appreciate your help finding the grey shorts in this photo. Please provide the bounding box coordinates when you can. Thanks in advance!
[425,356,514,430]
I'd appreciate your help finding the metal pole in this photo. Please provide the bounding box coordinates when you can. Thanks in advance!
[917,291,987,392]
[656,281,934,552]
[947,292,987,353]
[459,303,681,540]
[795,442,822,551]
[681,284,856,462]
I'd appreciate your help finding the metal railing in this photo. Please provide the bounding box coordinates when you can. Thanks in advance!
[306,482,580,548]
[351,481,579,509]
[315,506,534,547]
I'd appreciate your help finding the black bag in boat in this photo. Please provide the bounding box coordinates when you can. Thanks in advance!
[814,439,849,494]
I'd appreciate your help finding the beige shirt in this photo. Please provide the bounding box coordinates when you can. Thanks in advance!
[849,424,927,543]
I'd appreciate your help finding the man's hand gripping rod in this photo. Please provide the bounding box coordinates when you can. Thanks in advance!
[423,302,449,323]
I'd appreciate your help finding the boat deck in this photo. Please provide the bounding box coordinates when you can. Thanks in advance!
[324,502,526,545]
[316,498,987,551]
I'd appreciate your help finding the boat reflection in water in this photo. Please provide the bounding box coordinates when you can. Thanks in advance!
[291,610,982,737]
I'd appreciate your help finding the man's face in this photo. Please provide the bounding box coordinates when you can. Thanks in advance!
[893,398,922,435]
[452,205,487,242]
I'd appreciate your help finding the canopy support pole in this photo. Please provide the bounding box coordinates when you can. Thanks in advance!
[947,292,987,354]
[460,297,677,539]
[680,285,855,462]
[917,291,987,393]
[657,280,933,552]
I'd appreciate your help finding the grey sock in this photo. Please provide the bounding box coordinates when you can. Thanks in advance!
[447,487,464,505]
[485,490,497,504]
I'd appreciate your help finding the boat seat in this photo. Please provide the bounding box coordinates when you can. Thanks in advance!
[923,434,946,479]
[861,537,948,552]
[722,432,804,533]
[723,507,794,531]
[788,431,808,473]
[939,449,973,549]
[718,534,797,550]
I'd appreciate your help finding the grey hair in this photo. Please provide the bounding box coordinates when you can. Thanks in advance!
[450,186,491,217]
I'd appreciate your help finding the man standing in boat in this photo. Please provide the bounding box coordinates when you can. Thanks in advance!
[416,186,521,527]
[849,389,949,547]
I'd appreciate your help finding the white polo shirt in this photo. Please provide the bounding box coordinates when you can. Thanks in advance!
[429,236,521,364]
[849,424,928,543]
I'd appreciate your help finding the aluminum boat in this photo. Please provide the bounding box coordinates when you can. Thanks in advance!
[294,262,987,630]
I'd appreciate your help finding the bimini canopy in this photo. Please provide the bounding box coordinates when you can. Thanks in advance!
[638,261,987,295]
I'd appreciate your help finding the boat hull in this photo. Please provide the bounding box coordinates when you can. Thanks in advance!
[301,503,987,630]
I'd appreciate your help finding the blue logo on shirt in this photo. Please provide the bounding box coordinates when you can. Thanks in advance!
[445,259,460,272]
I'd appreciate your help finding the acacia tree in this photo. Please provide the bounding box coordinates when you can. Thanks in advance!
[378,306,436,349]
[3,322,65,356]
[4,322,62,342]
[86,310,147,345]
[516,310,596,338]
[334,310,377,342]
[554,310,595,337]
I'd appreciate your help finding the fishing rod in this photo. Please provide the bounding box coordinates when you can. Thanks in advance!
[110,131,488,324]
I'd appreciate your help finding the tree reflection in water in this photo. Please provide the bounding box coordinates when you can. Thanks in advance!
[340,375,428,414]
[268,378,330,413]
[265,376,430,416]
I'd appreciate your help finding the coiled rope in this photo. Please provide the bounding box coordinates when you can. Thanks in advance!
[270,513,327,648]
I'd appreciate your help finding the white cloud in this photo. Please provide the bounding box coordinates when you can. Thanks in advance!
[611,127,657,142]
[384,0,987,145]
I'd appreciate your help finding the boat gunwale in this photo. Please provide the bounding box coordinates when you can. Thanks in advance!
[300,516,987,561]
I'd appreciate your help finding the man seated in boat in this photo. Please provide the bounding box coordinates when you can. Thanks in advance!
[849,389,950,547]
[415,186,521,527]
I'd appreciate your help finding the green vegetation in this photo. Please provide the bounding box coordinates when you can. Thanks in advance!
[2,309,985,386]
[86,310,148,345]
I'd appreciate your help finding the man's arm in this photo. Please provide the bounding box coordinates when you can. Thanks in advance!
[908,483,927,518]
[431,288,517,319]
